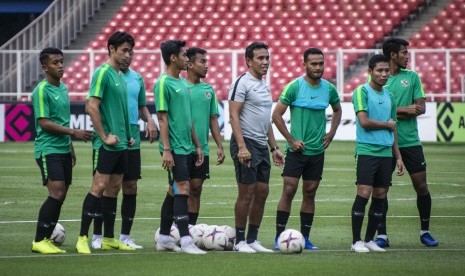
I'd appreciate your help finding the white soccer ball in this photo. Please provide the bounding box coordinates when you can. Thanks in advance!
[202,225,228,251]
[277,229,305,254]
[221,225,236,251]
[50,222,66,245]
[190,224,208,249]
[155,224,180,245]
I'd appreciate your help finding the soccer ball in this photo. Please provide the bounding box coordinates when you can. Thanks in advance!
[155,224,180,245]
[202,225,228,251]
[220,225,236,251]
[50,222,66,245]
[277,229,305,254]
[189,224,208,249]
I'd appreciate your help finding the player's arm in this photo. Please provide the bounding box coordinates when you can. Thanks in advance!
[229,100,251,167]
[139,105,157,143]
[191,122,204,167]
[392,128,405,176]
[157,111,173,170]
[266,122,284,168]
[37,119,92,142]
[210,114,225,165]
[356,111,396,131]
[70,142,76,167]
[87,97,118,145]
[323,102,342,149]
[397,97,425,120]
[272,101,305,152]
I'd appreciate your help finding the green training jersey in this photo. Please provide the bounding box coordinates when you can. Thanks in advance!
[32,80,71,159]
[88,63,131,151]
[154,73,194,155]
[279,77,340,155]
[384,69,425,147]
[186,80,219,156]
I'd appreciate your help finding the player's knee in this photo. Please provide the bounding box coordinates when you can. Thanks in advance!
[415,182,429,195]
[122,180,137,194]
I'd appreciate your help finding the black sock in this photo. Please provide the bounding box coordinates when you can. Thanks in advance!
[246,224,259,244]
[80,193,99,237]
[300,212,314,239]
[276,210,290,239]
[377,196,388,235]
[93,197,103,236]
[35,197,61,242]
[102,196,117,238]
[365,197,385,242]
[417,193,432,231]
[159,193,174,236]
[48,199,64,238]
[121,194,137,235]
[351,195,368,244]
[173,195,189,237]
[235,227,246,244]
[188,212,199,225]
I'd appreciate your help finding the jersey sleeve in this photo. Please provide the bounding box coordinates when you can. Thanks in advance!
[88,67,108,99]
[352,85,368,113]
[32,82,50,119]
[412,72,426,100]
[228,76,248,103]
[137,73,147,106]
[328,82,341,105]
[279,79,299,106]
[154,75,169,112]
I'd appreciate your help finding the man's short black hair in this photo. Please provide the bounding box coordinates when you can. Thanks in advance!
[186,47,207,62]
[368,54,389,69]
[39,47,63,65]
[160,40,187,65]
[382,38,409,61]
[107,31,135,56]
[245,41,268,61]
[303,48,324,62]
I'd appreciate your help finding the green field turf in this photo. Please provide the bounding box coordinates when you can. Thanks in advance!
[1,141,464,275]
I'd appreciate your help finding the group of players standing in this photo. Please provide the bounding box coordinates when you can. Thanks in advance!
[30,31,438,255]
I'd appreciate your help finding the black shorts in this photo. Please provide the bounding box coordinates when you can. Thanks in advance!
[190,155,210,180]
[92,146,128,175]
[35,153,72,186]
[283,151,324,181]
[165,152,192,186]
[356,155,392,187]
[395,145,426,175]
[124,149,141,181]
[230,136,271,184]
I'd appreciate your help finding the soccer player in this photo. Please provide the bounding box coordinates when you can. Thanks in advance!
[31,47,93,254]
[229,42,284,253]
[374,38,439,247]
[272,48,342,250]
[76,31,135,254]
[350,54,404,253]
[91,49,158,249]
[154,40,206,254]
[185,47,225,225]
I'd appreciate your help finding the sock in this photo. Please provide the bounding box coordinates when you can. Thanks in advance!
[188,212,199,225]
[121,193,137,235]
[377,196,388,236]
[93,197,103,236]
[417,193,432,231]
[173,195,190,237]
[351,195,368,244]
[35,197,61,242]
[300,212,314,239]
[48,199,64,238]
[159,193,174,236]
[120,234,130,241]
[246,224,259,244]
[365,197,385,242]
[102,196,117,238]
[276,210,290,239]
[79,193,99,237]
[235,227,246,244]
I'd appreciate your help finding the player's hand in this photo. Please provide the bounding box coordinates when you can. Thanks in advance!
[71,151,76,167]
[290,140,305,152]
[237,146,251,167]
[386,119,396,131]
[145,119,157,143]
[162,150,174,170]
[414,103,423,115]
[396,158,405,176]
[195,147,204,167]
[406,104,418,115]
[72,129,93,142]
[216,147,225,165]
[322,133,334,149]
[128,137,135,148]
[104,133,119,146]
[272,149,284,168]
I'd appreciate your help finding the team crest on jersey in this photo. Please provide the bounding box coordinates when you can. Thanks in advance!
[400,80,409,87]
[204,91,211,99]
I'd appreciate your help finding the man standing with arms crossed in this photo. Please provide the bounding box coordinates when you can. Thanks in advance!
[272,47,342,250]
[375,38,439,248]
[229,42,284,253]
[76,31,135,254]
[185,47,225,225]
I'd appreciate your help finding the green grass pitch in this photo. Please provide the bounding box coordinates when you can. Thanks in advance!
[0,141,464,275]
